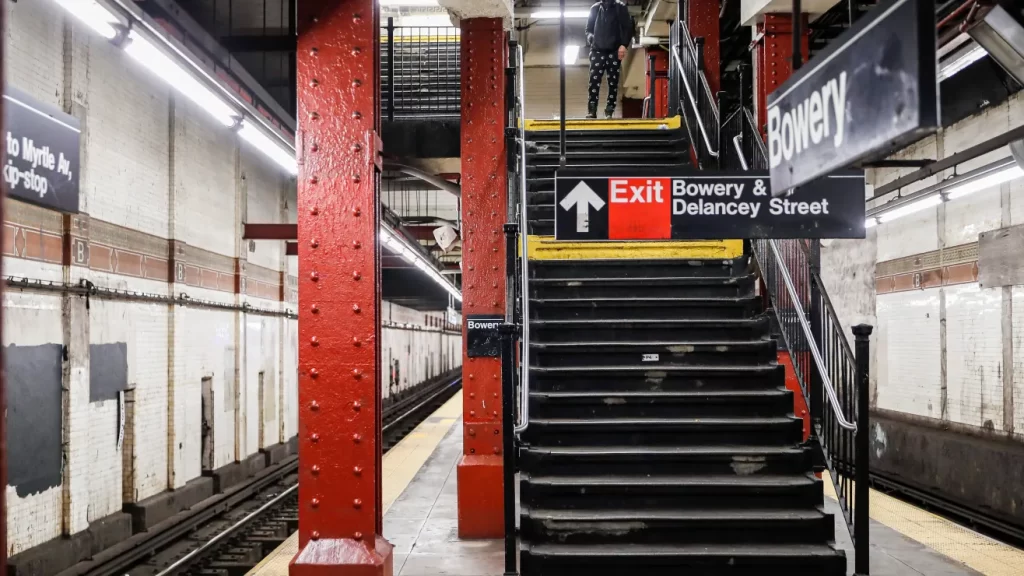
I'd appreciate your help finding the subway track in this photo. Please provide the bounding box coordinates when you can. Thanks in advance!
[57,374,462,576]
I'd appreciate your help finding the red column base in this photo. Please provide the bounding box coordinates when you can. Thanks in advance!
[456,454,504,539]
[290,537,394,576]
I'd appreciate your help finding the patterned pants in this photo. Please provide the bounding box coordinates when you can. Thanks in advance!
[588,49,621,112]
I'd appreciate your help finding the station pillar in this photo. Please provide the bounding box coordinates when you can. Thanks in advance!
[686,0,721,95]
[291,1,392,575]
[752,12,809,133]
[456,17,508,539]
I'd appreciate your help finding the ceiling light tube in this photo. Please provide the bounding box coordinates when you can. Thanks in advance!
[238,119,297,175]
[124,31,238,127]
[877,195,942,223]
[381,223,462,301]
[55,0,119,39]
[938,43,987,81]
[531,10,591,19]
[865,217,878,229]
[944,165,1023,200]
[563,44,580,64]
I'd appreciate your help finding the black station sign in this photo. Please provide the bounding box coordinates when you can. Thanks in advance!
[554,170,866,240]
[3,86,81,213]
[766,0,939,194]
[466,315,503,358]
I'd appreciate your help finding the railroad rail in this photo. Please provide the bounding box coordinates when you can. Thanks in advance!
[55,373,462,576]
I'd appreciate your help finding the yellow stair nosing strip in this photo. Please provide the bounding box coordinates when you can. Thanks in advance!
[522,116,682,131]
[524,235,743,260]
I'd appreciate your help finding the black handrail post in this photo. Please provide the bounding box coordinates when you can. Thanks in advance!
[501,223,520,576]
[387,17,395,122]
[853,324,873,576]
[647,54,657,119]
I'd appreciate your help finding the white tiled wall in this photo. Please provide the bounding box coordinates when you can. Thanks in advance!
[876,289,943,418]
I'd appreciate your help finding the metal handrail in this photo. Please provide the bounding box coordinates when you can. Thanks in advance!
[670,44,718,157]
[515,42,530,435]
[730,121,855,432]
[732,135,747,170]
[763,240,857,431]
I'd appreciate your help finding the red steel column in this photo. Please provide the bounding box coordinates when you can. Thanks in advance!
[457,17,508,540]
[645,49,669,118]
[291,1,392,575]
[686,0,721,95]
[752,13,809,133]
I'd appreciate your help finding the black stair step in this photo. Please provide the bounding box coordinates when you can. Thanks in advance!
[521,507,835,545]
[530,257,747,279]
[529,364,784,393]
[528,389,793,418]
[530,275,755,298]
[531,317,770,343]
[528,149,684,161]
[520,473,823,510]
[520,543,846,574]
[525,136,688,151]
[530,296,760,320]
[530,340,776,367]
[527,129,686,143]
[523,416,803,446]
[519,445,813,476]
[528,162,684,174]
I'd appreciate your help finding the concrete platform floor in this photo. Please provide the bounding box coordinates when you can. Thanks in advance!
[392,419,1008,576]
[252,397,1022,576]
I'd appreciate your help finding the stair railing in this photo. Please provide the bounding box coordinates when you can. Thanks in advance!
[734,110,874,574]
[513,41,531,436]
[669,19,719,168]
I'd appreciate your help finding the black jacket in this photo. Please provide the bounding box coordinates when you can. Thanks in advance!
[586,1,633,52]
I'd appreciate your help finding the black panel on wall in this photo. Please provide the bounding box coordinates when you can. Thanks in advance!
[89,342,128,402]
[6,343,64,497]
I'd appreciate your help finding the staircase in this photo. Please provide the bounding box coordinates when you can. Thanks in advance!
[517,122,847,574]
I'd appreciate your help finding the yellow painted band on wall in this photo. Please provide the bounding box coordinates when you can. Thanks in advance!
[525,235,743,260]
[523,116,682,131]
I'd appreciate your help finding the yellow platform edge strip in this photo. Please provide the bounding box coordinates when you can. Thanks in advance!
[525,235,743,260]
[823,472,1024,575]
[245,391,463,576]
[523,116,682,131]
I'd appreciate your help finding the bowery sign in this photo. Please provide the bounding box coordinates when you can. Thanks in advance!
[766,0,939,194]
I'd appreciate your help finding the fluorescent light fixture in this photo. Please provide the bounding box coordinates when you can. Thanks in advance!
[379,0,439,6]
[531,10,591,19]
[124,32,237,127]
[380,224,462,302]
[55,0,119,39]
[945,165,1023,200]
[878,195,942,223]
[938,43,987,81]
[865,217,878,229]
[238,119,297,175]
[563,44,580,64]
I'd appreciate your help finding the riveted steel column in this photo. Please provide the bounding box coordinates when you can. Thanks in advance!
[752,12,809,133]
[457,17,508,540]
[686,0,721,95]
[291,1,392,574]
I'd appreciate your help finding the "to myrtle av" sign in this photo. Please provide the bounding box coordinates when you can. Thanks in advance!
[554,170,865,241]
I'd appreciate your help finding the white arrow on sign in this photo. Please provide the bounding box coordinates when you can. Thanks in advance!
[559,181,606,233]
